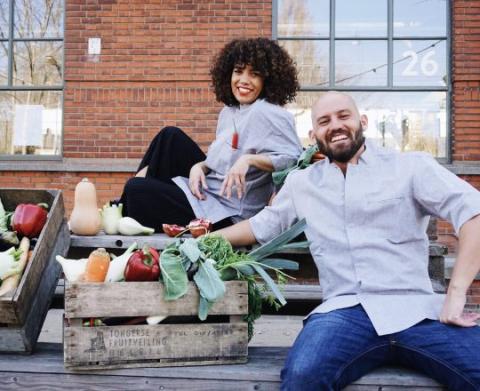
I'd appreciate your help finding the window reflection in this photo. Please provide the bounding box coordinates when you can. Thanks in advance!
[394,40,447,86]
[278,0,329,37]
[0,42,7,85]
[14,0,63,39]
[394,0,447,37]
[13,41,63,86]
[0,1,8,38]
[335,40,388,86]
[0,91,62,155]
[280,40,329,86]
[287,91,447,158]
[336,0,387,37]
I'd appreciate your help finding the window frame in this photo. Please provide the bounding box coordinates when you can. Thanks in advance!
[0,0,65,161]
[272,0,452,163]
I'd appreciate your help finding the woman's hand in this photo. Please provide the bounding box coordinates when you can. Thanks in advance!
[189,162,209,200]
[220,155,250,199]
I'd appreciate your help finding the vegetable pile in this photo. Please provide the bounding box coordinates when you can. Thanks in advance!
[0,196,49,297]
[58,219,308,340]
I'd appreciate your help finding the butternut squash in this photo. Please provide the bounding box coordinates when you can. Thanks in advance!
[69,178,102,235]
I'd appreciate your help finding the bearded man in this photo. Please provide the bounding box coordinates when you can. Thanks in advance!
[216,91,480,390]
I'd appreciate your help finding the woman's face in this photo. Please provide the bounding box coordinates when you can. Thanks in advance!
[230,64,264,105]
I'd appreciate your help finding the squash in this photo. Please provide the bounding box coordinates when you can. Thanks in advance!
[69,178,102,235]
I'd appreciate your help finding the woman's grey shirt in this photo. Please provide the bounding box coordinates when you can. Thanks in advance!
[250,140,480,336]
[173,99,302,223]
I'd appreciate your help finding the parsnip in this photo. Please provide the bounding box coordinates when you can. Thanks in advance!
[0,237,30,297]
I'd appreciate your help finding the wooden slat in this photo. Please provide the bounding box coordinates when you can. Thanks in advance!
[70,232,448,257]
[70,232,176,250]
[0,343,445,390]
[14,191,65,324]
[65,281,248,318]
[64,322,248,369]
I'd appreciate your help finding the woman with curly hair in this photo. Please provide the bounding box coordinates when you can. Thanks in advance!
[118,37,302,231]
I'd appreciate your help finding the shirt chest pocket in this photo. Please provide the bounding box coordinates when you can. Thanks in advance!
[363,196,415,243]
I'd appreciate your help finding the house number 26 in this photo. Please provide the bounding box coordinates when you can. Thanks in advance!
[402,49,438,77]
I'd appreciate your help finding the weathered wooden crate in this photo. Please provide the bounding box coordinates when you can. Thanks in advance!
[64,280,248,370]
[0,189,70,352]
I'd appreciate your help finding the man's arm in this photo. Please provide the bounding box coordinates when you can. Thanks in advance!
[440,214,480,326]
[215,219,257,247]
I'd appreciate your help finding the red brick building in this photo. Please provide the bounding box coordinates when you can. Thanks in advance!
[0,0,479,305]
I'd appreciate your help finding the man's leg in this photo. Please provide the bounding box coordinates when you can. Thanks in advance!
[280,305,390,391]
[395,319,480,391]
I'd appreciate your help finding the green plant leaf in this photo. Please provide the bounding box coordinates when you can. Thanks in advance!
[276,241,310,252]
[259,258,299,271]
[160,249,189,301]
[198,296,214,321]
[249,218,306,260]
[193,258,226,302]
[237,264,255,275]
[179,238,201,263]
[251,264,286,306]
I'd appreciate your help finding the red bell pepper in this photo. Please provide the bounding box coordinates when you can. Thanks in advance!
[187,218,213,238]
[12,203,48,238]
[124,245,160,281]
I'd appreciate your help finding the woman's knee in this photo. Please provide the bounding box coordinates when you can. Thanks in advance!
[158,126,184,138]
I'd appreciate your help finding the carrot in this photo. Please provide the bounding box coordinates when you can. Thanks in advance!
[84,248,110,282]
[0,237,30,298]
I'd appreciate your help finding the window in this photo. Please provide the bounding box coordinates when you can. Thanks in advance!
[274,0,449,160]
[0,0,64,159]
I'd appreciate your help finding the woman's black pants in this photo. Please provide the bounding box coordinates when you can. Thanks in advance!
[119,126,231,232]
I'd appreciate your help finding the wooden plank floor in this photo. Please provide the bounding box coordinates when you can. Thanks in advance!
[0,342,445,390]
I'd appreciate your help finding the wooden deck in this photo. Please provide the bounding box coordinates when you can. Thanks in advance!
[0,343,445,390]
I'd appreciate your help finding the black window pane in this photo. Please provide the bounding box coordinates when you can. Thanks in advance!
[280,40,329,87]
[278,0,329,37]
[0,1,8,39]
[0,90,62,156]
[13,41,63,86]
[336,0,387,37]
[335,40,387,86]
[14,0,64,39]
[394,40,447,86]
[394,0,447,37]
[287,91,447,158]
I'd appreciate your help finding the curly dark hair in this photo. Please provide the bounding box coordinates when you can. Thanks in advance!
[210,38,299,107]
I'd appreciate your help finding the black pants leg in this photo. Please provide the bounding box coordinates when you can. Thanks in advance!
[119,126,206,231]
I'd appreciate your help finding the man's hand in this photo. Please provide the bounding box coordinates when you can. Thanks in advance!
[189,161,208,200]
[220,155,250,199]
[440,288,480,327]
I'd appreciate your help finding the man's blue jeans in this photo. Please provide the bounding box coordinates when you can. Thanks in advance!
[280,305,480,390]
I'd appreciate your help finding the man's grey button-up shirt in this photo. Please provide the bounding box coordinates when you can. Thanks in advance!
[250,139,480,335]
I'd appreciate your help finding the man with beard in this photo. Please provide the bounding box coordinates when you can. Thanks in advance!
[216,91,480,390]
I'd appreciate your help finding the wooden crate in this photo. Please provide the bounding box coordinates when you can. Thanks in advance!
[0,189,67,326]
[0,222,69,353]
[64,280,248,370]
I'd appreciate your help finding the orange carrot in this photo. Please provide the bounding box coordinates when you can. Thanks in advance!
[84,248,110,282]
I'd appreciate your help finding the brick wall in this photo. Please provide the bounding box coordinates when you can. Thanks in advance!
[452,0,480,161]
[64,0,273,158]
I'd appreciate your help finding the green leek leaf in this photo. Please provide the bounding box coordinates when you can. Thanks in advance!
[249,218,306,260]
